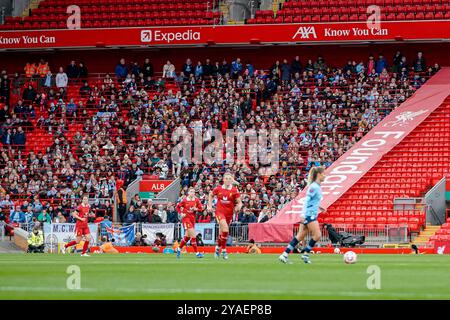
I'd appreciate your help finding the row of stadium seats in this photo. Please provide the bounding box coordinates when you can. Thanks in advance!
[250,0,450,24]
[429,220,450,243]
[0,0,221,30]
[283,0,450,8]
[247,12,449,24]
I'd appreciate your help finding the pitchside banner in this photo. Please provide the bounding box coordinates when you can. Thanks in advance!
[43,223,98,245]
[105,224,136,246]
[2,21,450,49]
[181,223,216,245]
[141,223,175,245]
[266,68,450,227]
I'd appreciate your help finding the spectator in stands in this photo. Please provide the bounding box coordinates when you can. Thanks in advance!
[78,62,88,78]
[55,212,66,223]
[231,58,243,79]
[414,51,426,72]
[37,209,51,223]
[367,54,375,74]
[203,58,213,77]
[0,104,9,123]
[115,58,128,80]
[10,205,25,223]
[219,59,230,76]
[132,232,148,246]
[198,210,211,223]
[430,63,441,75]
[153,232,167,247]
[392,51,403,73]
[79,81,91,97]
[138,205,150,223]
[142,58,154,78]
[22,84,37,102]
[56,67,68,88]
[166,205,179,223]
[1,128,12,146]
[124,205,138,225]
[66,60,79,79]
[27,226,44,253]
[162,60,176,78]
[153,205,167,223]
[182,58,194,79]
[281,59,291,83]
[0,74,10,105]
[313,56,327,72]
[304,59,314,72]
[131,61,141,77]
[43,70,53,88]
[291,55,302,75]
[375,54,388,74]
[12,126,26,149]
[245,62,255,78]
[239,208,257,223]
[195,61,203,79]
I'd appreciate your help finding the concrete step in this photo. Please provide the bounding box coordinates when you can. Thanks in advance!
[0,239,23,254]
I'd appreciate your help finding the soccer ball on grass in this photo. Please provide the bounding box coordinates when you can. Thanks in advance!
[343,251,357,264]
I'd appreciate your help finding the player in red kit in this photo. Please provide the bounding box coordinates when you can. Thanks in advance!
[61,195,93,256]
[175,187,204,259]
[208,172,242,260]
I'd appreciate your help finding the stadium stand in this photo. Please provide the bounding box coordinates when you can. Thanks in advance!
[0,0,222,30]
[0,52,440,234]
[248,0,450,24]
[324,97,450,233]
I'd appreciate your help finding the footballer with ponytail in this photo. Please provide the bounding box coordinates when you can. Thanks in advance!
[308,166,325,185]
[279,165,326,264]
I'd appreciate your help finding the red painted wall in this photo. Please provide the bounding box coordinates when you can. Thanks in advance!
[0,42,448,74]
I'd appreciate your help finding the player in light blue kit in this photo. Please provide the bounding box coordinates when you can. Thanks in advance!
[279,166,326,264]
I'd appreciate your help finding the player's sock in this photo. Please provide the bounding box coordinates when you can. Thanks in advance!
[179,236,190,249]
[65,240,77,248]
[216,234,223,248]
[220,231,229,250]
[303,239,317,253]
[284,237,299,254]
[82,240,89,254]
[190,237,198,253]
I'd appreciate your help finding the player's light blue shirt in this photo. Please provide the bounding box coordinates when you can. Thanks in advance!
[302,182,323,218]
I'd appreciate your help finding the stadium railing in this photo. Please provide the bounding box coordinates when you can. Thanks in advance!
[0,221,5,241]
[294,224,408,247]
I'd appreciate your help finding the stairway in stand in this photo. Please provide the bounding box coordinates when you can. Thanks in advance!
[411,225,441,247]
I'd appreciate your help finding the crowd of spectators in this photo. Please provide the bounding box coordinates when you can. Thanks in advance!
[0,50,441,231]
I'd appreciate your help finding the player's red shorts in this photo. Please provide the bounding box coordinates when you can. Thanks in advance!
[182,217,195,230]
[75,225,90,237]
[215,211,232,225]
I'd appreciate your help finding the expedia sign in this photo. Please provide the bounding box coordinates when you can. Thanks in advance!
[140,29,201,44]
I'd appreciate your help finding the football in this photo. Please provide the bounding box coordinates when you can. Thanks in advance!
[343,251,358,264]
[334,247,341,254]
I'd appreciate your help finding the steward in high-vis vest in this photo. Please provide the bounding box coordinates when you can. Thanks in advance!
[27,227,44,253]
[24,62,36,78]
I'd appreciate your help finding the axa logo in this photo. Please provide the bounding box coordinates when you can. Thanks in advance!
[292,26,317,40]
[383,109,428,127]
[140,29,201,44]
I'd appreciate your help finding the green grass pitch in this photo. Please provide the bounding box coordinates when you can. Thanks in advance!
[0,253,450,299]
